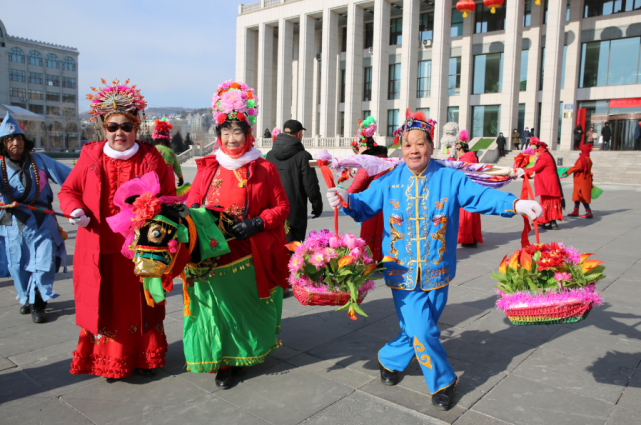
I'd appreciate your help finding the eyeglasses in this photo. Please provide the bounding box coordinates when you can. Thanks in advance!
[105,122,135,133]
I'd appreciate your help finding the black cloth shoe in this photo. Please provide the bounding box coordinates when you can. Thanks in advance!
[432,382,456,411]
[461,242,478,248]
[20,304,31,314]
[136,368,156,377]
[540,222,551,230]
[31,308,47,323]
[379,363,399,386]
[231,366,247,377]
[549,220,559,230]
[216,367,233,389]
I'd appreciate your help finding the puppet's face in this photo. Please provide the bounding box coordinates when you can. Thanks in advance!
[131,218,178,277]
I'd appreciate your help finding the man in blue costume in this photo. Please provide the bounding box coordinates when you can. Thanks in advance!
[0,112,71,323]
[327,110,542,411]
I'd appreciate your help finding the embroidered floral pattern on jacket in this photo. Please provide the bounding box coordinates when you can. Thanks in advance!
[83,327,117,345]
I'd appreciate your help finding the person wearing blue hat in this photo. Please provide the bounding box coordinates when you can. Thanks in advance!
[0,112,72,323]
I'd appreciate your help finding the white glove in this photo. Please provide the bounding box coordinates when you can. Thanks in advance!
[326,187,348,209]
[69,208,90,228]
[515,200,543,221]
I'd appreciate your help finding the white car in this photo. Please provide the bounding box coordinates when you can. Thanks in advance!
[32,148,45,153]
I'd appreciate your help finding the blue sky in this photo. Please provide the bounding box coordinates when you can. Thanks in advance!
[3,0,238,110]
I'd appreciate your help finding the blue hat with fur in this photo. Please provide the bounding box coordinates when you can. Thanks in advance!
[0,112,25,138]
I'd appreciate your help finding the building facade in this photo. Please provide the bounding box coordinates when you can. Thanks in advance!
[0,18,80,150]
[236,0,641,151]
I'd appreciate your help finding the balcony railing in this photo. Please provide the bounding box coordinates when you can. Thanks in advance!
[239,0,299,14]
[176,146,193,164]
[240,1,261,13]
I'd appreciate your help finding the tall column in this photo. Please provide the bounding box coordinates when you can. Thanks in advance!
[371,0,391,142]
[344,2,364,138]
[457,13,474,133]
[559,3,581,151]
[257,23,274,138]
[276,18,294,128]
[399,0,420,115]
[319,8,339,137]
[540,0,567,149]
[500,0,524,136]
[236,26,257,88]
[430,0,452,148]
[297,14,315,129]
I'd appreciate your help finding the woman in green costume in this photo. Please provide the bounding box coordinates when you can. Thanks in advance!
[184,80,290,389]
[153,118,184,187]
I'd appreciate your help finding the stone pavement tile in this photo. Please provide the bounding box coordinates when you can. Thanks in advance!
[20,351,102,397]
[286,353,375,389]
[461,310,560,346]
[62,369,209,425]
[568,294,641,340]
[542,326,641,369]
[446,286,497,312]
[0,397,93,424]
[0,318,79,358]
[302,391,440,425]
[0,367,51,403]
[8,338,77,365]
[452,410,511,425]
[269,345,300,361]
[512,347,631,404]
[0,304,38,330]
[215,362,354,425]
[606,406,640,425]
[358,285,396,311]
[441,329,536,375]
[293,303,396,333]
[616,370,641,413]
[359,380,465,424]
[0,287,20,308]
[399,357,507,410]
[438,302,490,329]
[278,310,353,352]
[472,375,613,425]
[0,354,15,371]
[358,313,457,342]
[457,276,498,295]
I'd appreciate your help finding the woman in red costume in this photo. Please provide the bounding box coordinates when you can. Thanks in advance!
[347,117,387,262]
[524,138,565,230]
[59,79,175,378]
[563,144,593,219]
[455,141,483,247]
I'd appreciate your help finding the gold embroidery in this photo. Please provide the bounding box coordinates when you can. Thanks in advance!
[388,214,404,258]
[389,199,400,210]
[414,336,433,370]
[431,214,448,265]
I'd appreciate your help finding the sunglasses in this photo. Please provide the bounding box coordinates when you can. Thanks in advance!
[105,122,135,133]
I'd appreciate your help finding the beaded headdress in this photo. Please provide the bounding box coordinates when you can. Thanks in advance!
[153,118,173,140]
[87,79,147,122]
[351,116,378,153]
[391,109,436,147]
[211,80,259,135]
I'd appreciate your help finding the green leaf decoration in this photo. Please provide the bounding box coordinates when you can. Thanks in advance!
[352,303,369,317]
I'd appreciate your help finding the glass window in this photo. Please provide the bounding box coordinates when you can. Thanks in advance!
[387,109,399,136]
[388,63,401,100]
[473,53,504,94]
[471,105,501,138]
[417,60,431,98]
[63,108,76,118]
[475,6,506,34]
[363,110,371,121]
[62,56,76,71]
[10,102,27,109]
[47,106,61,116]
[62,77,76,89]
[363,66,372,101]
[10,88,26,98]
[419,12,434,42]
[451,7,464,37]
[28,51,42,66]
[28,72,43,84]
[536,103,542,138]
[518,104,526,135]
[524,0,532,27]
[584,0,641,18]
[46,92,60,102]
[364,22,374,49]
[447,107,459,124]
[340,112,345,136]
[417,108,430,118]
[539,48,546,91]
[62,94,76,103]
[9,69,26,82]
[390,18,402,46]
[45,75,60,87]
[520,50,529,91]
[567,0,571,21]
[579,37,641,87]
[341,27,347,53]
[9,47,25,63]
[544,0,549,24]
[448,57,462,95]
[29,104,44,114]
[340,70,346,103]
[558,101,563,145]
[561,45,567,89]
[28,90,44,100]
[45,54,59,68]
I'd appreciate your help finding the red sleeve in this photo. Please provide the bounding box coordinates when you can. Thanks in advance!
[186,165,205,207]
[58,155,87,215]
[347,169,372,194]
[259,163,290,231]
[524,155,547,176]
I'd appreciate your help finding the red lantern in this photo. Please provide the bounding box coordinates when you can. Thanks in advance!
[456,0,476,18]
[484,0,505,14]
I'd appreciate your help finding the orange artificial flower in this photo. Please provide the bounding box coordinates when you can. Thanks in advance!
[520,251,533,270]
[381,256,398,263]
[347,305,357,321]
[338,256,356,267]
[499,255,508,274]
[362,263,377,276]
[582,260,603,274]
[230,82,241,89]
[284,241,301,252]
[580,253,594,263]
[508,251,520,270]
[247,91,254,99]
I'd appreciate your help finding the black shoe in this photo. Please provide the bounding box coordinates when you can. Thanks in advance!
[379,363,399,386]
[461,242,477,248]
[282,288,291,299]
[549,221,559,230]
[136,368,157,378]
[216,367,233,389]
[20,304,31,314]
[231,366,247,377]
[432,382,456,411]
[540,223,551,230]
[31,309,47,323]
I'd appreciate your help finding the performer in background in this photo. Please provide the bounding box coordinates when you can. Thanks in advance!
[152,117,184,187]
[0,112,71,323]
[346,117,388,262]
[564,144,594,219]
[327,110,542,411]
[455,141,483,248]
[524,138,565,230]
[59,79,175,379]
[184,81,289,389]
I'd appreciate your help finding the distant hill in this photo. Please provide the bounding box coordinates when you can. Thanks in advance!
[79,106,209,120]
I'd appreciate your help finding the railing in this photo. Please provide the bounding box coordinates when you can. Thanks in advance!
[176,146,193,164]
[265,0,280,6]
[202,142,215,156]
[240,1,261,13]
[301,137,315,148]
[240,0,299,14]
[338,138,353,148]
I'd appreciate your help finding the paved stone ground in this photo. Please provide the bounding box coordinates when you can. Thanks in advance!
[1,163,640,425]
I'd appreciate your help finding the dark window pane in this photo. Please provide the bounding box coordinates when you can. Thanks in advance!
[473,53,504,94]
[417,60,431,98]
[390,18,402,45]
[419,12,434,42]
[475,6,506,34]
[364,23,374,49]
[580,41,610,87]
[363,66,372,101]
[520,50,529,91]
[341,27,347,53]
[524,0,532,27]
[608,37,640,85]
[539,48,546,91]
[388,63,401,99]
[451,8,464,37]
[472,105,501,138]
[448,57,461,95]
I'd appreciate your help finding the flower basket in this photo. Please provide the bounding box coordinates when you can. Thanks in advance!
[492,243,605,326]
[292,283,369,306]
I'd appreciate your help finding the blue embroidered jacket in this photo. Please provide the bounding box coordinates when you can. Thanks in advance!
[342,160,518,291]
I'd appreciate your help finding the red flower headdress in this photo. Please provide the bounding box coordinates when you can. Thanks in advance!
[153,118,173,140]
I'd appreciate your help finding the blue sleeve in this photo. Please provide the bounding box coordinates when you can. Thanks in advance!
[342,174,386,222]
[39,155,72,185]
[453,171,518,218]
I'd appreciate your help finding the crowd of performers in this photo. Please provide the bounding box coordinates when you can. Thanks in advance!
[0,75,597,411]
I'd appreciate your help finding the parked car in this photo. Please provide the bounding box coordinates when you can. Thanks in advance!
[32,148,45,153]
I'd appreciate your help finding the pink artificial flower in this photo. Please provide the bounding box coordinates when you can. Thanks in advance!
[247,108,256,116]
[167,239,178,254]
[350,248,362,259]
[219,91,247,114]
[554,272,573,281]
[323,248,338,261]
[309,252,326,268]
[329,236,340,248]
[289,255,304,273]
[344,234,358,250]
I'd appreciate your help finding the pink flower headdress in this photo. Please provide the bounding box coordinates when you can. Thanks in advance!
[211,80,259,132]
[272,127,281,143]
[87,78,147,122]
